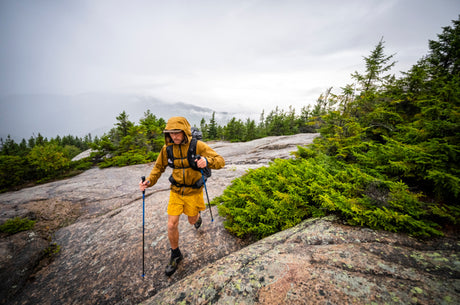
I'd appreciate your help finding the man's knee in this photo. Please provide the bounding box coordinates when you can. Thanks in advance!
[167,216,179,232]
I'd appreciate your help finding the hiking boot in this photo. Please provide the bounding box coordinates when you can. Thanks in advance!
[165,253,183,276]
[194,214,202,229]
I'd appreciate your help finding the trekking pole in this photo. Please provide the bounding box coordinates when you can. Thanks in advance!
[197,156,214,222]
[141,176,146,278]
[201,169,214,222]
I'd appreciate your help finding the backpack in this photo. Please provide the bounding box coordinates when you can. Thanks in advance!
[166,127,212,189]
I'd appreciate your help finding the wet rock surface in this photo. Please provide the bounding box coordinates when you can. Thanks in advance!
[0,133,317,304]
[143,217,459,305]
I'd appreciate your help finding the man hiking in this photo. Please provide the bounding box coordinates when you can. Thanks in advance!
[139,116,225,276]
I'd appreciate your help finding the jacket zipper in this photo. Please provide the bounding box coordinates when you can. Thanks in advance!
[179,144,185,196]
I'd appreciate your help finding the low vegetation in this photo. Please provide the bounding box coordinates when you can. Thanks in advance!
[0,217,36,234]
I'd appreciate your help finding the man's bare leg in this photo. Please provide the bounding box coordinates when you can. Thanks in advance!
[188,214,200,225]
[167,215,180,249]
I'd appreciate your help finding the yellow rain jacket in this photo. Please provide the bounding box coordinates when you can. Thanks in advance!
[146,116,225,196]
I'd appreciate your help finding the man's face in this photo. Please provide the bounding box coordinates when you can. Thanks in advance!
[170,131,184,144]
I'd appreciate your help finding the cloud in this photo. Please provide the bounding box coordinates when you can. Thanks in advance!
[1,0,459,113]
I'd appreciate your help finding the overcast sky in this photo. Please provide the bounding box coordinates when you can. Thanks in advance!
[1,0,459,113]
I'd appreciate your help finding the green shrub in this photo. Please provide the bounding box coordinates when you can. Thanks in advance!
[216,157,329,240]
[27,143,70,180]
[0,217,36,234]
[62,145,81,159]
[99,150,153,168]
[71,160,93,171]
[215,152,450,240]
[147,151,160,162]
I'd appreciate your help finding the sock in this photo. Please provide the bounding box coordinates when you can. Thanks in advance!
[171,247,181,258]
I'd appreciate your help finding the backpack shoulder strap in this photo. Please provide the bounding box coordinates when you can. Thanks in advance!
[189,137,198,157]
[187,137,199,170]
[166,145,174,168]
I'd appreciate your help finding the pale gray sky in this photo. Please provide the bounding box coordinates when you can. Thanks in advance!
[1,0,459,114]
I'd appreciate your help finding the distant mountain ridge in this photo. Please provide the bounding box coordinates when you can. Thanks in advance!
[0,93,250,141]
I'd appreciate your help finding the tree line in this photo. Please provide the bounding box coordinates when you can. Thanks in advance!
[90,102,324,168]
[199,105,319,143]
[0,100,323,191]
[0,133,94,192]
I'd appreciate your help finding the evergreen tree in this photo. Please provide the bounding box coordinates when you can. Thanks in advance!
[297,105,314,133]
[287,105,298,134]
[115,111,134,139]
[84,133,92,144]
[208,112,218,140]
[351,37,396,94]
[311,87,332,116]
[200,118,208,139]
[0,136,19,156]
[35,133,46,146]
[139,110,165,152]
[216,125,224,140]
[28,136,36,150]
[244,119,257,141]
[18,139,28,156]
[224,117,245,142]
[258,110,267,137]
[427,16,460,79]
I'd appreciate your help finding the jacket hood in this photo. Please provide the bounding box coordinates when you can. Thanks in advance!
[164,116,192,145]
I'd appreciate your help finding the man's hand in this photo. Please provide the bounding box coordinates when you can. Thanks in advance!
[195,157,207,169]
[139,180,150,191]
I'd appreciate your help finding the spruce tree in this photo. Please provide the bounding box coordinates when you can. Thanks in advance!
[115,111,133,138]
[351,37,396,94]
[200,118,208,139]
[208,112,218,140]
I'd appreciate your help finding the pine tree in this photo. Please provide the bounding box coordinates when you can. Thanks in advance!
[351,37,396,94]
[427,16,460,78]
[200,118,208,140]
[115,111,133,138]
[244,119,256,141]
[208,112,218,140]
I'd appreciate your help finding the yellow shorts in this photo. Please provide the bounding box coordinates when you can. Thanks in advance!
[167,190,206,216]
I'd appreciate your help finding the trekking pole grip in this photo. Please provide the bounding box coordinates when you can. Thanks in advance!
[141,176,145,194]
